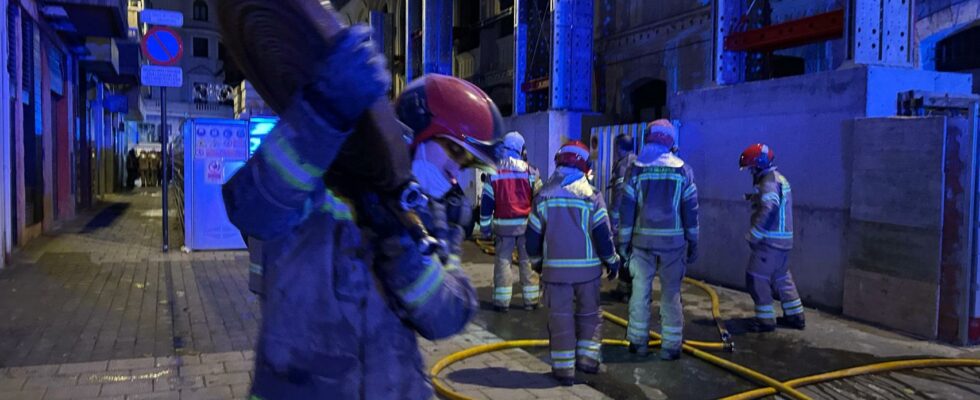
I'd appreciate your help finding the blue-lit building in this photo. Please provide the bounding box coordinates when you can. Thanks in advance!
[334,0,980,345]
[0,0,136,264]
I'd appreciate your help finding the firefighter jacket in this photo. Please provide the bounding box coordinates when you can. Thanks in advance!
[222,112,477,400]
[526,168,619,284]
[480,157,541,236]
[748,168,794,250]
[609,152,637,229]
[618,152,699,251]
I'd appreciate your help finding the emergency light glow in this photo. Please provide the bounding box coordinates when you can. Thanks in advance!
[248,117,279,156]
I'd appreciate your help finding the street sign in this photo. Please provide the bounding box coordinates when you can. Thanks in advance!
[141,65,183,87]
[141,26,183,66]
[140,9,183,27]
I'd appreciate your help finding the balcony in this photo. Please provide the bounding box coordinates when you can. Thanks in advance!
[43,0,128,39]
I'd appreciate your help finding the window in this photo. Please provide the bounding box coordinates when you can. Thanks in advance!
[193,37,208,58]
[193,0,208,21]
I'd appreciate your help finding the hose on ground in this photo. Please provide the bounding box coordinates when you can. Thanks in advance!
[429,338,661,400]
[601,311,811,400]
[719,358,980,400]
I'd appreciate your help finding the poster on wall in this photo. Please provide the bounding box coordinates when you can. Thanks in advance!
[204,159,224,184]
[193,123,248,160]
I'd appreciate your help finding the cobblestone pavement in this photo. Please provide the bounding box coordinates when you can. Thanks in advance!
[0,190,609,399]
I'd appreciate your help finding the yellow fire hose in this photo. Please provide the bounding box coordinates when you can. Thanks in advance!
[456,239,980,399]
[720,358,980,400]
[601,311,810,400]
[430,338,661,400]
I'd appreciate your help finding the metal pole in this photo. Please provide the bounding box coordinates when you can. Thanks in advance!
[161,87,169,252]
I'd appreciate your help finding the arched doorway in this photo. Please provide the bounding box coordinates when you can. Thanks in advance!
[628,79,667,122]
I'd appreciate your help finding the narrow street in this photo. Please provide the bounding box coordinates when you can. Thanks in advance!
[1,194,980,400]
[0,190,609,400]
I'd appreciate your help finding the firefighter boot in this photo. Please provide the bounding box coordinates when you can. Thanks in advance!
[748,318,776,333]
[778,313,806,330]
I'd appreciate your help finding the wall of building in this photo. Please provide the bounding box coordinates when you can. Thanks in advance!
[670,65,973,310]
[915,0,980,70]
[136,0,233,144]
[596,1,713,122]
[1,0,10,267]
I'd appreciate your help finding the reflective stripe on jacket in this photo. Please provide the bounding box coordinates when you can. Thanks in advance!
[480,157,540,236]
[749,169,793,250]
[526,171,618,284]
[609,153,637,229]
[618,153,699,251]
[223,116,477,400]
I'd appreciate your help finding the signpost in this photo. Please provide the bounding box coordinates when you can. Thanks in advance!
[140,10,184,252]
[139,9,183,27]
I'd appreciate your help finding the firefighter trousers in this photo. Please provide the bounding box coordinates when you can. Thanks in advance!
[746,244,803,321]
[544,278,602,373]
[627,247,686,351]
[493,235,540,307]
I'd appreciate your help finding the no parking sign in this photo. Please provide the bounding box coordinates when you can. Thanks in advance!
[141,27,183,66]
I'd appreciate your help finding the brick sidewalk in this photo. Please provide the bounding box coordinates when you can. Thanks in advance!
[0,191,608,399]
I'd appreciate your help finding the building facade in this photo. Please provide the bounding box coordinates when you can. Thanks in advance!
[0,0,134,265]
[129,0,234,147]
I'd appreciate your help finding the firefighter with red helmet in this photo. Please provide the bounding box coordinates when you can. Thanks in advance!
[399,74,501,271]
[739,143,805,332]
[526,141,620,385]
[619,119,699,360]
[223,26,497,399]
[480,131,542,312]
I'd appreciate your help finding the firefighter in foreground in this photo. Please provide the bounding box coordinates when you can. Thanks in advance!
[619,120,699,360]
[739,143,805,332]
[608,133,638,303]
[222,26,499,399]
[406,75,497,272]
[527,141,620,385]
[480,131,541,311]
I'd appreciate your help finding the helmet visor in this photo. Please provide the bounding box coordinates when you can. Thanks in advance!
[435,136,497,172]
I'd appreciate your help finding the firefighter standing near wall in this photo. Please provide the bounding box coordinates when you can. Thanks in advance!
[480,131,542,311]
[619,119,699,360]
[526,140,620,385]
[739,143,806,332]
[609,133,638,303]
[222,26,498,399]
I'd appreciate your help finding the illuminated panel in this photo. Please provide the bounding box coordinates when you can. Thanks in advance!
[248,117,279,157]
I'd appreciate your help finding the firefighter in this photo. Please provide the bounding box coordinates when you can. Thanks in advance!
[609,133,638,303]
[480,131,542,312]
[739,143,805,332]
[619,119,699,360]
[223,26,498,399]
[526,141,620,386]
[407,76,490,271]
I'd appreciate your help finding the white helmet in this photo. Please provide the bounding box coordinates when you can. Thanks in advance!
[501,131,526,154]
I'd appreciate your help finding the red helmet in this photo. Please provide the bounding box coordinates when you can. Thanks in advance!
[739,143,775,170]
[644,119,676,148]
[555,140,591,173]
[396,74,502,168]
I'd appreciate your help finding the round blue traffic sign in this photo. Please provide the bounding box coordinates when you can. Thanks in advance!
[141,27,183,66]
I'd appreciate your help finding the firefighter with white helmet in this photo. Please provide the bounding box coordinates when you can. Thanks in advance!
[619,119,699,360]
[480,131,542,311]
